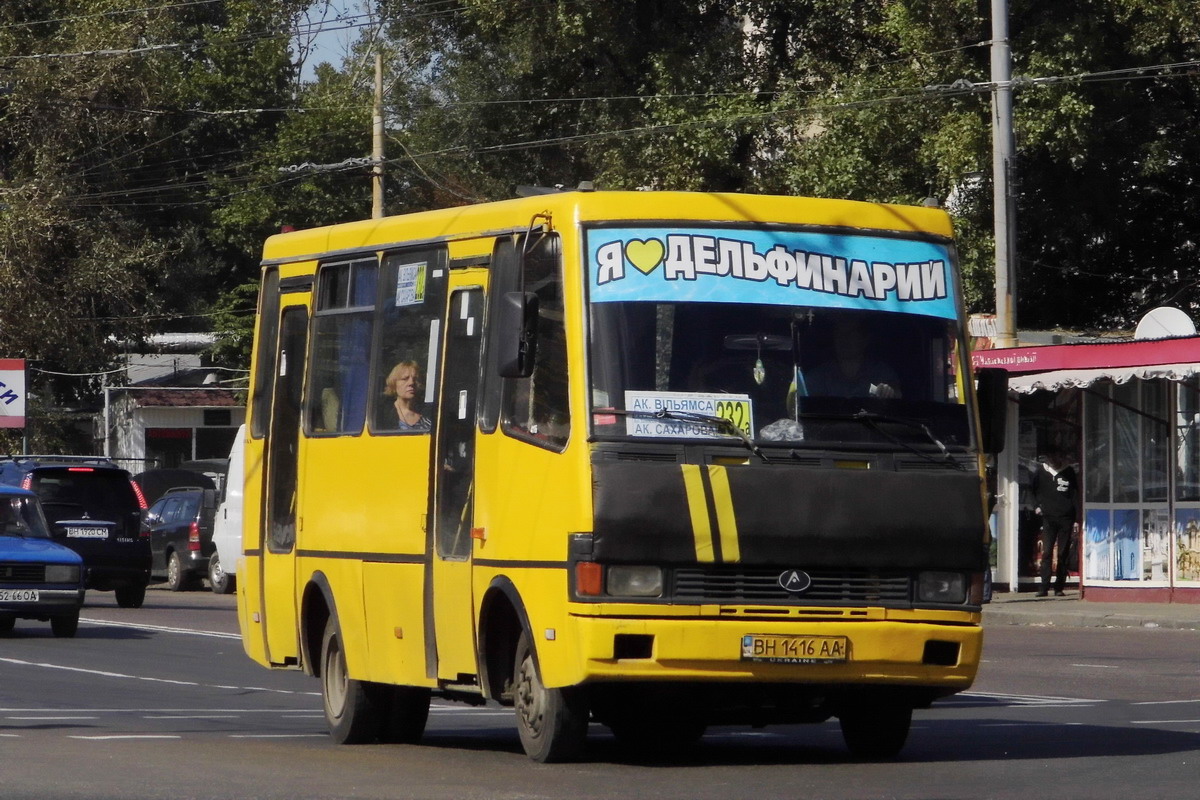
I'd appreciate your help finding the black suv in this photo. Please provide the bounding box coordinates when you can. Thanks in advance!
[0,456,151,608]
[142,486,217,591]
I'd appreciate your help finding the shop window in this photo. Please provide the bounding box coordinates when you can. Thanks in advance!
[1084,385,1111,503]
[1177,378,1200,502]
[1111,381,1140,502]
[1142,381,1170,502]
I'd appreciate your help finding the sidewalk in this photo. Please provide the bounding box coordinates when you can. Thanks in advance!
[984,590,1200,631]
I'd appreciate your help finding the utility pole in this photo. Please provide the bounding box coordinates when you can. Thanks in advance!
[991,0,1018,347]
[372,51,385,219]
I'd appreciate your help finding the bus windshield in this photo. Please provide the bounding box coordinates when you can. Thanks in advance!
[585,224,972,450]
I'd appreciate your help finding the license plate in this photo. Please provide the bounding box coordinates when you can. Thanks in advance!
[741,634,849,664]
[0,589,39,602]
[64,526,108,539]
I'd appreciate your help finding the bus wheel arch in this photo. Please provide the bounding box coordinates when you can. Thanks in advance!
[300,572,336,678]
[477,577,529,704]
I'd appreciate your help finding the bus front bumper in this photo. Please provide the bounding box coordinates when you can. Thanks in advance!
[556,610,982,691]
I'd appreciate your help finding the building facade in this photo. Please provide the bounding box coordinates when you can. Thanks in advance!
[974,330,1200,603]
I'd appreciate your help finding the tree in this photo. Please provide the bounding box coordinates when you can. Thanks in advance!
[0,1,308,450]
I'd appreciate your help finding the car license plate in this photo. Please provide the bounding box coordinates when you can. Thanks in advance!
[741,634,849,664]
[0,589,39,602]
[64,526,108,539]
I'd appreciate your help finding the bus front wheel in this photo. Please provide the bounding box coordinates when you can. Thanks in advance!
[513,630,588,762]
[321,618,385,744]
[838,702,912,760]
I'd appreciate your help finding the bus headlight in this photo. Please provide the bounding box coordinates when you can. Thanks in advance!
[45,564,81,584]
[606,566,663,598]
[917,571,966,604]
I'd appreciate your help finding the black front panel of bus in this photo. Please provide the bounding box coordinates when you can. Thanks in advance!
[591,461,986,571]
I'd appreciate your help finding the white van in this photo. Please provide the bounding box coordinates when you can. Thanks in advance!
[208,424,244,594]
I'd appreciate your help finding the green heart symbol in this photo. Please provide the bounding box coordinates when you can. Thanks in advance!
[625,239,665,275]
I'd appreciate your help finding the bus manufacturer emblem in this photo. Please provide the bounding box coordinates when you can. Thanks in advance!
[779,569,812,594]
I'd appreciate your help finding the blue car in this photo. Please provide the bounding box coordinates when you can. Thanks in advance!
[0,486,86,638]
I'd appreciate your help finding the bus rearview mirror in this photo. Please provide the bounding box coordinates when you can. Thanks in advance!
[497,291,539,378]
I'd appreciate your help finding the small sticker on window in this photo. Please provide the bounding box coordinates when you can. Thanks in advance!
[396,262,427,307]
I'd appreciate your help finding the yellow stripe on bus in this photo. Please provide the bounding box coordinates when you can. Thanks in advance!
[707,465,741,563]
[681,464,716,562]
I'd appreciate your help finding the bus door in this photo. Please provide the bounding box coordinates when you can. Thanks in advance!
[260,303,307,665]
[429,285,485,681]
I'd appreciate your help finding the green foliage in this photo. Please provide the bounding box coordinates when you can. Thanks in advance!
[0,1,305,398]
[2,0,1198,442]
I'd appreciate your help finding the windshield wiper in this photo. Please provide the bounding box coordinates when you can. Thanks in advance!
[597,408,770,463]
[850,410,962,469]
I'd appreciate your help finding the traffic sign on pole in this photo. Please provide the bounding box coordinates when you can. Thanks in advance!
[0,358,27,428]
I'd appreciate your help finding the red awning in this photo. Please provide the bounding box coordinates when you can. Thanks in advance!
[971,336,1200,394]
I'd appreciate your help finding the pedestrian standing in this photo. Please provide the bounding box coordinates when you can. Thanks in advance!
[1033,451,1078,597]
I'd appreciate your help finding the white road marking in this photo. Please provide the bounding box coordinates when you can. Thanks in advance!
[143,714,241,720]
[79,617,240,640]
[1133,699,1200,705]
[1132,719,1200,725]
[229,734,327,739]
[956,691,1101,706]
[5,715,98,720]
[70,734,181,740]
[1071,663,1119,669]
[0,656,319,697]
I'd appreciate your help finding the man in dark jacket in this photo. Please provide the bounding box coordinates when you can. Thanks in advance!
[1033,451,1078,597]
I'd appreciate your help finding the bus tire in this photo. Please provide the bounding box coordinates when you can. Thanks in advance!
[839,702,912,760]
[513,630,588,763]
[380,685,431,744]
[321,618,384,744]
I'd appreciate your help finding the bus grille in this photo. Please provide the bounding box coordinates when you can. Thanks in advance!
[0,563,46,583]
[672,568,911,605]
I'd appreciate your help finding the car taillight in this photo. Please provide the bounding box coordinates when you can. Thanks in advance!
[130,479,148,510]
[20,475,32,490]
[188,521,201,551]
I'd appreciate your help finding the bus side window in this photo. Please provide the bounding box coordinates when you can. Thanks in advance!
[500,233,570,449]
[250,268,280,439]
[369,250,448,435]
[305,258,377,435]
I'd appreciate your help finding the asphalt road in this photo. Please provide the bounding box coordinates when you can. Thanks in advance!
[2,588,1198,800]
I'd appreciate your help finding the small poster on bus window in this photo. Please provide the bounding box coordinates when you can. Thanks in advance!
[395,262,427,307]
[623,390,753,439]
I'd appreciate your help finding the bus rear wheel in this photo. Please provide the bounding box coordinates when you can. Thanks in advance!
[839,702,912,760]
[321,618,385,744]
[513,630,588,762]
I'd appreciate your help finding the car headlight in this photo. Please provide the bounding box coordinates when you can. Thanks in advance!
[45,564,81,584]
[606,566,663,598]
[917,571,967,604]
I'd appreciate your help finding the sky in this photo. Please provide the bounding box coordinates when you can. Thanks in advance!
[296,1,361,82]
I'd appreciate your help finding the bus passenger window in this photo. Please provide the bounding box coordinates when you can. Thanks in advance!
[305,258,377,435]
[502,234,570,448]
[369,250,448,435]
